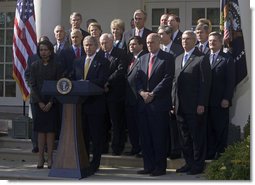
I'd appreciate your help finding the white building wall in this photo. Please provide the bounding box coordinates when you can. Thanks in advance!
[66,0,143,34]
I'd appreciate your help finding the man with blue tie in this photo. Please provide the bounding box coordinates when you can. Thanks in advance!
[72,36,109,175]
[206,32,235,160]
[174,30,211,175]
[136,33,175,176]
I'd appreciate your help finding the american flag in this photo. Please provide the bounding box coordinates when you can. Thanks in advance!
[12,0,37,101]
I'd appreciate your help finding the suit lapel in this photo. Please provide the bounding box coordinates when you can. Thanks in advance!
[211,54,222,69]
[149,56,160,79]
[128,58,139,75]
[181,54,194,72]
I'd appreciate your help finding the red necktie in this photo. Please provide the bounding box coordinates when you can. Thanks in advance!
[76,47,80,58]
[129,57,135,70]
[148,55,155,78]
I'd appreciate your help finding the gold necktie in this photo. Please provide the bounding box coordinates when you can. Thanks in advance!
[84,58,91,79]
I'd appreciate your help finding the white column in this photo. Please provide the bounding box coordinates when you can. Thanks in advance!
[34,0,62,42]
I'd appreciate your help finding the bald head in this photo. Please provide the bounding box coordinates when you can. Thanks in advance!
[100,33,114,52]
[146,33,161,54]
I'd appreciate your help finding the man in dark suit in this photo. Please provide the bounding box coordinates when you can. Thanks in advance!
[72,35,109,175]
[125,36,147,157]
[195,23,210,55]
[123,9,153,52]
[158,25,184,58]
[174,30,211,175]
[157,25,183,159]
[100,33,128,156]
[167,14,183,46]
[59,29,85,78]
[136,33,175,176]
[53,25,70,55]
[65,12,89,45]
[207,32,235,160]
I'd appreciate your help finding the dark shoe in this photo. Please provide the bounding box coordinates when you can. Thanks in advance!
[176,164,191,173]
[186,168,203,175]
[32,147,39,153]
[150,170,166,176]
[48,160,53,169]
[169,153,182,160]
[112,152,122,156]
[135,152,143,158]
[37,158,45,169]
[137,169,153,174]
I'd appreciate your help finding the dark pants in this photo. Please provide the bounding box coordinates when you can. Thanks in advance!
[107,101,126,154]
[168,113,182,157]
[207,106,229,158]
[30,103,38,148]
[82,112,105,169]
[125,104,141,153]
[138,108,169,172]
[178,113,207,170]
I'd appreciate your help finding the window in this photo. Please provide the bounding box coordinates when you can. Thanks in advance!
[191,7,220,31]
[0,11,16,97]
[151,8,180,32]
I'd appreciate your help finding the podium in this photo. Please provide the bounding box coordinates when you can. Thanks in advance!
[42,80,104,179]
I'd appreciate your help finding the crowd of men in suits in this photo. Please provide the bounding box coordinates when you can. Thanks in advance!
[26,9,236,176]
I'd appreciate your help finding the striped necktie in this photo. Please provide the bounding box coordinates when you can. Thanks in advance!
[84,57,91,79]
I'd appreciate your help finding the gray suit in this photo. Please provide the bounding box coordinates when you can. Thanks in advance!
[174,47,211,172]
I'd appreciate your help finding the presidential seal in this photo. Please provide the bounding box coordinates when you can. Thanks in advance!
[56,78,72,95]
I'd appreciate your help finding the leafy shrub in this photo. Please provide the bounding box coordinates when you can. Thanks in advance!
[243,115,250,139]
[205,136,250,180]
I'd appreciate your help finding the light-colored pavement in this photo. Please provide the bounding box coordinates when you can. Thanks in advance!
[0,158,207,181]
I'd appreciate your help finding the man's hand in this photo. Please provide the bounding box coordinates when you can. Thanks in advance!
[43,102,53,112]
[197,105,205,115]
[140,91,154,104]
[221,99,229,108]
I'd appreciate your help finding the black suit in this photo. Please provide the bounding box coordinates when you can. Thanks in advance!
[172,30,183,46]
[174,48,211,172]
[72,53,109,172]
[53,41,70,56]
[207,51,235,159]
[104,47,128,155]
[123,28,153,52]
[59,46,85,78]
[196,42,210,55]
[164,43,184,158]
[125,50,147,154]
[136,49,175,173]
[169,42,184,58]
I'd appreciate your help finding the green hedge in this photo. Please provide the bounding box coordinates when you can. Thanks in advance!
[205,135,250,180]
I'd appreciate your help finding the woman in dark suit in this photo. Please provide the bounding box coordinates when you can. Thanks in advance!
[30,40,60,169]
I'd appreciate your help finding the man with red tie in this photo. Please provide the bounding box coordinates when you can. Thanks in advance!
[136,33,175,176]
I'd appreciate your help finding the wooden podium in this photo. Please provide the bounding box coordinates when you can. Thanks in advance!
[42,80,104,179]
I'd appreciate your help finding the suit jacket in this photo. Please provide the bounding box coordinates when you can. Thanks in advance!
[53,41,70,55]
[174,48,211,115]
[136,49,175,112]
[104,47,128,102]
[196,42,210,55]
[123,27,153,52]
[25,54,40,88]
[72,53,110,114]
[208,51,235,107]
[169,42,184,58]
[65,28,90,45]
[172,30,183,46]
[126,50,147,106]
[59,46,85,78]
